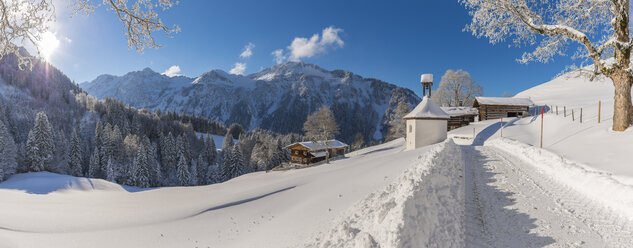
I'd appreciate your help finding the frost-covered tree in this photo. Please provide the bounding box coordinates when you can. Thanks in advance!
[432,69,483,107]
[461,0,632,131]
[195,154,206,184]
[303,106,340,163]
[88,148,100,178]
[160,132,177,179]
[386,101,411,141]
[176,151,190,186]
[351,133,366,151]
[205,133,217,165]
[68,128,83,176]
[26,112,54,172]
[222,132,235,150]
[0,0,179,70]
[132,142,150,188]
[106,156,116,182]
[189,158,198,186]
[0,121,17,181]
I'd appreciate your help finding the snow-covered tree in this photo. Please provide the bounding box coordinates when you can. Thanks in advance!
[176,151,190,186]
[132,142,150,188]
[68,128,83,176]
[0,0,178,70]
[0,121,17,181]
[26,112,54,172]
[88,148,100,178]
[195,154,206,185]
[303,106,340,163]
[386,101,411,141]
[205,133,217,165]
[461,0,632,131]
[432,69,483,107]
[222,132,235,150]
[106,156,116,182]
[189,158,198,186]
[351,133,366,151]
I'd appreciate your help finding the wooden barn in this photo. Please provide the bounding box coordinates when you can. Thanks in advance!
[285,140,348,165]
[441,107,479,131]
[473,97,534,121]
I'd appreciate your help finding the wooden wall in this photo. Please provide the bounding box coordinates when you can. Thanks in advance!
[478,105,530,121]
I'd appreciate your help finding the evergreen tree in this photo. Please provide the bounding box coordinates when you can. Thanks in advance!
[196,154,207,185]
[189,158,198,186]
[221,143,233,181]
[0,121,17,181]
[133,142,150,188]
[206,164,221,184]
[176,151,190,186]
[68,128,83,176]
[88,148,100,178]
[205,133,217,165]
[222,132,234,151]
[26,112,55,172]
[232,143,245,177]
[106,156,116,182]
[160,132,177,178]
[94,119,103,150]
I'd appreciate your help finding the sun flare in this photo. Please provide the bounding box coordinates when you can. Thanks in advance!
[38,31,60,61]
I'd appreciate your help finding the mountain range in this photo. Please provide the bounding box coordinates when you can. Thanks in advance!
[81,62,421,143]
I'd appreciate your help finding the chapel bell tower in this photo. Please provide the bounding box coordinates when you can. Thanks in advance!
[420,74,433,97]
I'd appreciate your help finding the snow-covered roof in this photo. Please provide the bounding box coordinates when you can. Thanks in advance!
[286,139,349,151]
[440,107,479,117]
[421,74,433,83]
[403,96,450,119]
[474,97,534,106]
[309,151,327,158]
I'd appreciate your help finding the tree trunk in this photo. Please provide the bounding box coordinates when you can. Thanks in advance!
[610,70,633,131]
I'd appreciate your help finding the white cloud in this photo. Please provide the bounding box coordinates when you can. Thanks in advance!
[162,65,182,77]
[271,26,344,63]
[288,26,344,61]
[272,49,286,64]
[229,63,247,75]
[63,36,72,43]
[240,43,255,58]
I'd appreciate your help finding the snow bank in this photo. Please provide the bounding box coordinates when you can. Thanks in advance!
[487,138,633,220]
[0,172,139,194]
[306,140,465,247]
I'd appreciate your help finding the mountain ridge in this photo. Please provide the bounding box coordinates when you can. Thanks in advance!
[82,62,421,143]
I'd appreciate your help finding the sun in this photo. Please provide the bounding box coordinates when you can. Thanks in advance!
[38,31,60,61]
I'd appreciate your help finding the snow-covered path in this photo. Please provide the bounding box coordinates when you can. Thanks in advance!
[463,145,633,247]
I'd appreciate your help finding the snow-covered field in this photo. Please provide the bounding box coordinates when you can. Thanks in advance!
[0,138,455,248]
[2,69,633,247]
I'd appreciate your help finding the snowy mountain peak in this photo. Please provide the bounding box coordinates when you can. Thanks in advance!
[82,63,421,142]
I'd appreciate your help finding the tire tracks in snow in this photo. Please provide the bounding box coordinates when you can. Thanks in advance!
[464,145,633,247]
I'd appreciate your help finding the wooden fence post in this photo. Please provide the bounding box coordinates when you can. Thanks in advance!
[564,106,567,117]
[572,109,575,121]
[580,108,583,123]
[556,106,558,115]
[540,107,544,149]
[598,101,601,123]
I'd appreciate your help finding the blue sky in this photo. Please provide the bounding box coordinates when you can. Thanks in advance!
[47,0,577,97]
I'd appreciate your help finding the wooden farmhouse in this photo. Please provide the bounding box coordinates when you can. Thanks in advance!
[285,140,349,165]
[441,107,479,131]
[473,97,534,121]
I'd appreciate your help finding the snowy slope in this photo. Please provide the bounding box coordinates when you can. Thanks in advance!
[81,62,421,142]
[0,138,453,248]
[451,71,633,181]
